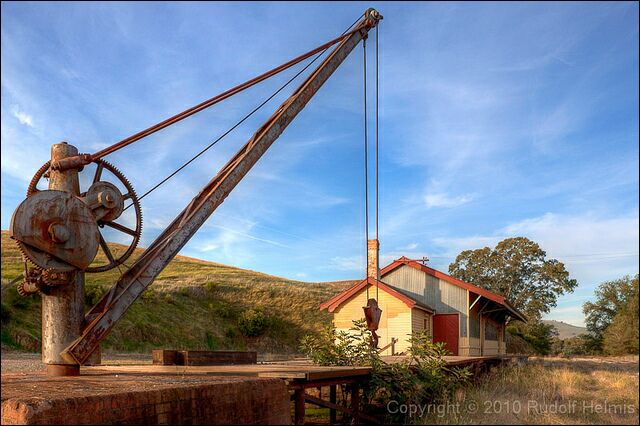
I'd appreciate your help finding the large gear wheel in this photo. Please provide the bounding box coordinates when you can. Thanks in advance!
[24,159,142,273]
[16,263,45,296]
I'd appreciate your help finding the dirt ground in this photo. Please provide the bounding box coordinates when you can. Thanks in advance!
[0,349,298,373]
[0,350,152,373]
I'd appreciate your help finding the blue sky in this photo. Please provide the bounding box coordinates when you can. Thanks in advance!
[1,2,638,326]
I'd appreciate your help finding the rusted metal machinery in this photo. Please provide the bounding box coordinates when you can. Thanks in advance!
[10,8,382,375]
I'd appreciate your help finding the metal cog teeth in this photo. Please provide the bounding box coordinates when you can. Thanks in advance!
[16,282,28,297]
[15,240,44,271]
[42,269,53,285]
[85,159,142,273]
[25,158,143,274]
[27,161,51,197]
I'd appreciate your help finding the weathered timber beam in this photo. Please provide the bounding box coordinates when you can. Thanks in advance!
[303,393,380,424]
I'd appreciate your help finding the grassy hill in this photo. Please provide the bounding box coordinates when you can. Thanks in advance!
[542,320,587,339]
[1,231,352,355]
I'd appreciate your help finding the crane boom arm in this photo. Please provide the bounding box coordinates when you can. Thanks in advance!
[62,8,382,364]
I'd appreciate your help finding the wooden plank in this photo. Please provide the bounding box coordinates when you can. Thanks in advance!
[182,350,257,366]
[303,393,380,424]
[287,378,361,390]
[330,385,337,424]
[152,350,257,366]
[305,367,371,381]
[152,349,178,365]
[258,371,308,379]
[351,384,360,425]
[294,388,305,425]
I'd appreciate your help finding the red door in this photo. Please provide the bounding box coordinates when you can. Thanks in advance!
[433,314,459,355]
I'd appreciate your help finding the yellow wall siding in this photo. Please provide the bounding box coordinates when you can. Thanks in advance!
[332,284,412,356]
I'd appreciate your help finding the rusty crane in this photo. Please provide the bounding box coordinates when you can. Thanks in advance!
[9,8,383,375]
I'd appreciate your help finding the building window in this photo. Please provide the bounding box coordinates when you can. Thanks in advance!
[423,316,431,337]
[470,310,480,338]
[485,320,498,341]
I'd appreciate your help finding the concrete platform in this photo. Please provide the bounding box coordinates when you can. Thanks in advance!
[1,369,290,425]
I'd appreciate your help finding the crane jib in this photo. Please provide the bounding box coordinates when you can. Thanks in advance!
[62,8,383,365]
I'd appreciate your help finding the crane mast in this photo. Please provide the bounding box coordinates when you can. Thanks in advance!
[10,8,382,372]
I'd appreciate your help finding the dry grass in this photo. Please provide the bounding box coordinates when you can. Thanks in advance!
[1,230,353,354]
[424,357,639,425]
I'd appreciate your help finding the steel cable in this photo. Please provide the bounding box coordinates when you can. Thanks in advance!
[363,37,369,300]
[124,13,364,210]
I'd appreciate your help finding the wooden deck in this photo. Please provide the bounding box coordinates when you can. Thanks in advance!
[82,354,526,425]
[86,354,524,378]
[86,363,372,381]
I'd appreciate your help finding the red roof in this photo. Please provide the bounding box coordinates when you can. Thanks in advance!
[319,258,526,322]
[380,257,506,305]
[319,276,435,313]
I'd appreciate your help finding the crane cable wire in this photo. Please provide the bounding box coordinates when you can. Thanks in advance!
[90,16,365,162]
[375,24,380,301]
[364,36,370,302]
[365,22,381,302]
[123,13,364,211]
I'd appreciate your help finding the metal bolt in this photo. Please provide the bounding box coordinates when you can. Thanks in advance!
[98,190,117,209]
[48,223,70,243]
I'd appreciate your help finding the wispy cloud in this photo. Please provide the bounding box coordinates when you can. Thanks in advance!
[328,255,364,273]
[10,105,34,127]
[1,0,637,323]
[428,211,639,325]
[425,192,474,209]
[400,242,418,250]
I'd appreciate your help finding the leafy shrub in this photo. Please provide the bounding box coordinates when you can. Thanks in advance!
[215,302,235,319]
[225,327,237,339]
[204,281,218,293]
[507,321,556,355]
[300,319,375,366]
[300,320,471,423]
[506,330,534,354]
[1,302,11,323]
[85,284,107,306]
[238,308,268,337]
[550,334,602,356]
[206,331,218,350]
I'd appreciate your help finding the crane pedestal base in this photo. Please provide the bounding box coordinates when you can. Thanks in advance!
[46,364,80,376]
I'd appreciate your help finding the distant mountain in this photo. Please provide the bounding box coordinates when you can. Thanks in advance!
[543,320,587,339]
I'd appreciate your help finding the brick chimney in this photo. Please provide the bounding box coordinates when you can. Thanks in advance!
[367,239,380,280]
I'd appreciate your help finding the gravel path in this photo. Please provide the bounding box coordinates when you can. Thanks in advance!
[1,350,152,373]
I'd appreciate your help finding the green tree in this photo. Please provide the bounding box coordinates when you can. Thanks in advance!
[584,275,639,355]
[583,275,638,335]
[507,321,557,355]
[449,237,578,321]
[551,334,602,356]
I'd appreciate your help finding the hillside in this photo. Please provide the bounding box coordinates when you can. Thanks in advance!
[542,320,587,339]
[1,231,352,355]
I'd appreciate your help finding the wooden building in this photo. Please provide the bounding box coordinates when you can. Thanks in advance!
[320,245,526,356]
